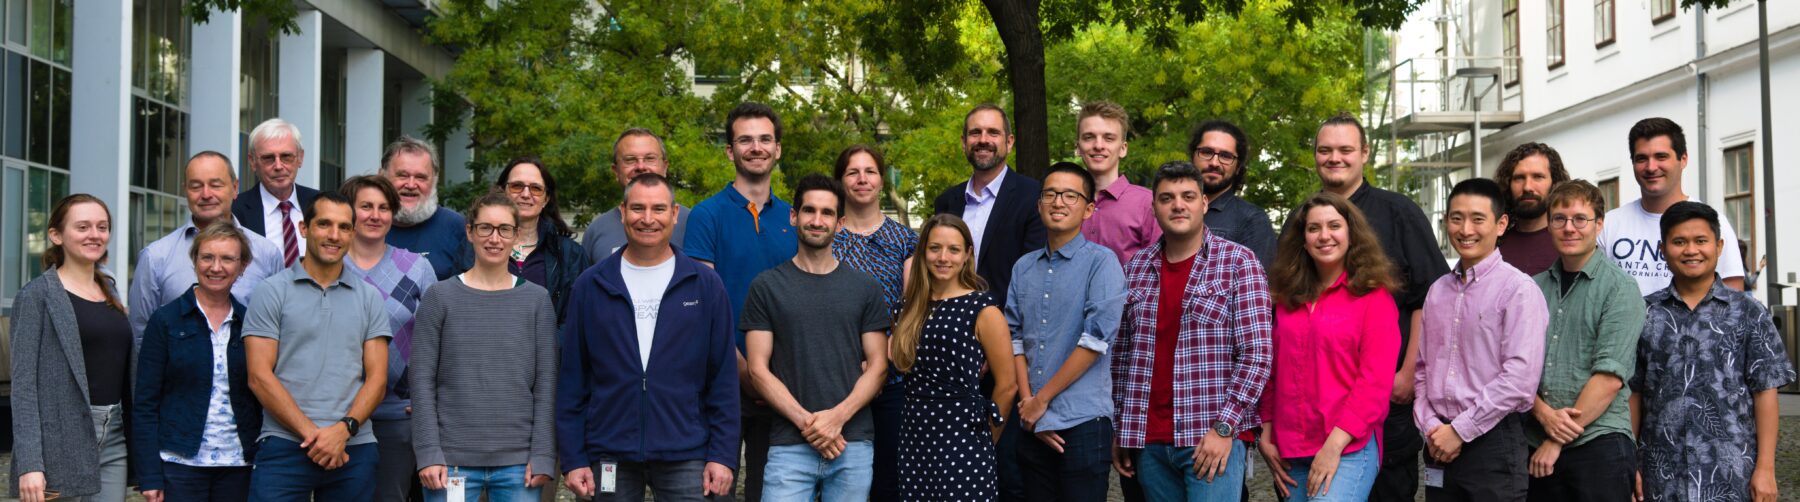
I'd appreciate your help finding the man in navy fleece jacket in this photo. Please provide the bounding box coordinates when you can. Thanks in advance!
[557,174,740,501]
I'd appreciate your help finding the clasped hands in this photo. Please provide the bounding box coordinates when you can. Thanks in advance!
[801,407,851,459]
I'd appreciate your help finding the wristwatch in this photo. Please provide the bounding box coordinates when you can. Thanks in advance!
[1212,421,1235,438]
[340,416,362,436]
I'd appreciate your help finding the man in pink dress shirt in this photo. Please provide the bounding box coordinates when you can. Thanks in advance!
[1074,101,1160,266]
[1414,178,1548,502]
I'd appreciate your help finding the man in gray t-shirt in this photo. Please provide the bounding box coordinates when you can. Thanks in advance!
[742,174,890,500]
[583,128,687,262]
[244,192,393,500]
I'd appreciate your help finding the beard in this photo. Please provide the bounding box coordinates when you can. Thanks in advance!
[799,228,835,250]
[1509,197,1547,222]
[393,191,440,227]
[966,146,1004,171]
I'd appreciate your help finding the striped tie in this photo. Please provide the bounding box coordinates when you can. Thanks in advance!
[278,200,298,267]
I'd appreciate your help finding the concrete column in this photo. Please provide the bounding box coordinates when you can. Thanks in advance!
[188,8,242,161]
[278,10,324,189]
[344,48,384,176]
[70,0,133,272]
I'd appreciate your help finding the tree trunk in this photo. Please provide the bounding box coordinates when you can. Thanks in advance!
[982,0,1049,181]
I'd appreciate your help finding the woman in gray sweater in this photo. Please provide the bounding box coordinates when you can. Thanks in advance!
[410,192,558,501]
[10,194,133,502]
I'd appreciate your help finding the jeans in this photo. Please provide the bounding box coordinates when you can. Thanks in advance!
[374,418,422,502]
[739,406,773,502]
[159,462,252,502]
[1016,417,1113,501]
[1525,432,1636,502]
[1426,414,1529,502]
[1280,443,1382,502]
[869,386,904,502]
[421,464,541,502]
[1135,440,1246,502]
[762,440,874,501]
[82,404,128,502]
[1371,402,1423,502]
[590,459,730,502]
[248,436,379,501]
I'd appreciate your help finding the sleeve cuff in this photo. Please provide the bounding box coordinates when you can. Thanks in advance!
[416,449,447,470]
[1590,360,1629,381]
[1076,333,1109,354]
[529,456,557,479]
[1011,340,1025,356]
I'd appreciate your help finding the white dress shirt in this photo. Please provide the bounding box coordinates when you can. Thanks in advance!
[260,185,306,257]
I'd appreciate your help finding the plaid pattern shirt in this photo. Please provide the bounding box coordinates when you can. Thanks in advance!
[1112,233,1273,448]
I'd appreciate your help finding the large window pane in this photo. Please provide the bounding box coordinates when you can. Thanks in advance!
[129,192,143,279]
[51,0,68,66]
[5,0,24,47]
[50,65,67,168]
[27,58,47,164]
[133,0,147,89]
[25,167,47,276]
[3,52,21,157]
[3,166,22,297]
[28,0,48,59]
[132,97,148,187]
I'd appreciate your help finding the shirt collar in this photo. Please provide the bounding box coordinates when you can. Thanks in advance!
[260,184,296,213]
[1207,191,1242,214]
[1655,274,1737,309]
[1040,234,1093,262]
[287,261,356,289]
[720,182,783,210]
[1098,175,1136,201]
[965,166,1009,203]
[1453,249,1506,285]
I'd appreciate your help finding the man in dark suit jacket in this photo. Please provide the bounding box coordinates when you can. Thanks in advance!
[933,104,1046,297]
[932,104,1045,502]
[231,118,321,267]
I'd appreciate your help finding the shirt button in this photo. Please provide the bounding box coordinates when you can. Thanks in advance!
[1041,319,1048,324]
[1044,293,1050,298]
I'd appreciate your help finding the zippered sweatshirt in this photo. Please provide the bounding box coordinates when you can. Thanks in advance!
[556,246,740,470]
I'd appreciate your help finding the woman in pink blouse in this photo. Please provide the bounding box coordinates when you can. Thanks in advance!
[1256,192,1401,501]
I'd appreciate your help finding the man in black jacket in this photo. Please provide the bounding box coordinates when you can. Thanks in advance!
[230,117,320,268]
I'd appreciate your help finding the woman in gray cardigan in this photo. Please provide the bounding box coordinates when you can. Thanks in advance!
[10,194,134,502]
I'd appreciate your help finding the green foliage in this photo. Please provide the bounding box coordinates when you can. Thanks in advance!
[183,0,299,34]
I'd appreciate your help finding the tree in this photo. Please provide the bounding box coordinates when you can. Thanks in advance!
[857,0,1429,181]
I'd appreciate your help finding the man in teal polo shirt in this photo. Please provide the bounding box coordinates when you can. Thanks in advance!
[243,191,393,501]
[682,101,797,502]
[1525,180,1645,501]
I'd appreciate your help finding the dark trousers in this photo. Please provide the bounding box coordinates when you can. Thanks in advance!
[592,459,732,502]
[869,385,904,502]
[250,437,379,502]
[1372,402,1424,501]
[739,405,773,502]
[997,410,1025,501]
[1017,417,1113,502]
[1526,432,1636,502]
[374,418,422,502]
[1426,414,1529,502]
[161,462,252,501]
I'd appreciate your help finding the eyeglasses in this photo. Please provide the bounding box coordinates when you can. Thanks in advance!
[1550,215,1596,229]
[619,154,663,167]
[1193,147,1239,166]
[256,153,300,166]
[1039,189,1089,205]
[470,223,518,238]
[506,182,546,197]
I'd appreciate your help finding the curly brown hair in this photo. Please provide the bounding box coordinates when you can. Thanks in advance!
[1270,192,1400,310]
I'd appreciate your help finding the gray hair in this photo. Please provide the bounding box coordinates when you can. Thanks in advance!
[247,118,304,157]
[380,135,440,176]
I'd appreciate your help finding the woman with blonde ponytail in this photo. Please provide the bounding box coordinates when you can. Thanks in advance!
[890,214,1015,501]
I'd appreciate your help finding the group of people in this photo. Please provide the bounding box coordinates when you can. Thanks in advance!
[6,97,1791,502]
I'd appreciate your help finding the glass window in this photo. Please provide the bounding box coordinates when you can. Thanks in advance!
[50,0,68,66]
[50,64,66,168]
[1652,0,1676,24]
[1598,177,1620,212]
[1503,0,1520,86]
[1546,0,1565,68]
[25,166,48,278]
[133,0,147,90]
[5,0,23,47]
[27,58,46,165]
[3,52,20,158]
[1724,144,1754,252]
[1595,0,1615,47]
[3,166,21,297]
[28,0,48,59]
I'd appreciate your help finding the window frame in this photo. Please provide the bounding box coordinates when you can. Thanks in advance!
[1598,177,1620,212]
[1723,143,1755,258]
[1594,0,1616,47]
[1651,0,1677,25]
[1547,0,1566,69]
[1503,0,1522,87]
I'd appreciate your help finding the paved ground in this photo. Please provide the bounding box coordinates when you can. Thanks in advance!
[5,403,1800,501]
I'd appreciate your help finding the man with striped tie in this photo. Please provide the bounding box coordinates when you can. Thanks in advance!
[231,118,322,269]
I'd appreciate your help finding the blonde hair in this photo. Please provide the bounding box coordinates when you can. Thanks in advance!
[890,215,987,373]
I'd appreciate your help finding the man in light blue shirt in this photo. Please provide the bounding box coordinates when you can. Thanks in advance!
[1006,162,1127,501]
[129,151,286,340]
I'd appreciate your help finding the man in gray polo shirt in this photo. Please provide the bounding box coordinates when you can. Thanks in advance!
[244,191,393,501]
[583,128,688,262]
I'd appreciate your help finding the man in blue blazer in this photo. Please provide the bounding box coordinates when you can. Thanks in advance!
[230,118,320,268]
[931,103,1045,502]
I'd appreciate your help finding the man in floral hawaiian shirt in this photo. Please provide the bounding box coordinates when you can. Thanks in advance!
[1631,201,1795,502]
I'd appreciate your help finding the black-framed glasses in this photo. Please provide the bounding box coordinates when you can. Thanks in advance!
[1039,189,1089,205]
[506,182,546,197]
[1193,147,1239,166]
[470,223,519,238]
[1550,215,1596,229]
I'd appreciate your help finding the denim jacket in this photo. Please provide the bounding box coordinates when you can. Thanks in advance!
[131,287,261,490]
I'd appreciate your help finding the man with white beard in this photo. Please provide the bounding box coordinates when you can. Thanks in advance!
[383,136,468,281]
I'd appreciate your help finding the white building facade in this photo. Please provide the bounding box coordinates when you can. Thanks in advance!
[0,0,470,310]
[1375,0,1800,306]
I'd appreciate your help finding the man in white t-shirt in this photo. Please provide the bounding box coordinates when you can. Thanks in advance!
[1597,117,1746,295]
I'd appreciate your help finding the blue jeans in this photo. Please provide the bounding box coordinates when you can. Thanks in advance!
[1281,443,1382,502]
[160,462,252,501]
[763,440,874,501]
[1135,440,1247,502]
[422,464,540,502]
[248,436,379,502]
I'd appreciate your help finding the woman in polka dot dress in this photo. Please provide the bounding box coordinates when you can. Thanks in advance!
[889,215,1018,501]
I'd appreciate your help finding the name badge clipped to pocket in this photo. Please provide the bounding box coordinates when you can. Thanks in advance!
[445,476,467,502]
[600,461,619,494]
[1423,466,1445,488]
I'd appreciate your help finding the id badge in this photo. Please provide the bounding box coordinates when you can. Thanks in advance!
[445,476,467,502]
[600,461,619,494]
[1423,466,1445,488]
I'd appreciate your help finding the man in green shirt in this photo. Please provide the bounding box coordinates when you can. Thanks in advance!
[1525,180,1646,501]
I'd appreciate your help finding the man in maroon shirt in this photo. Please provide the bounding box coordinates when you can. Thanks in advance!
[1493,143,1570,276]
